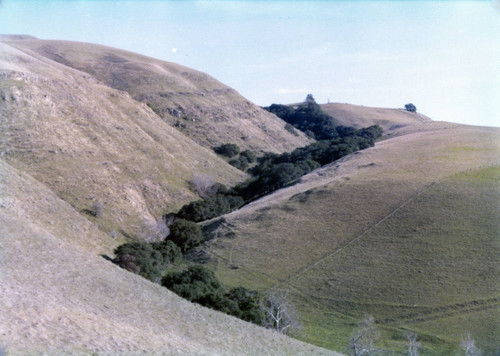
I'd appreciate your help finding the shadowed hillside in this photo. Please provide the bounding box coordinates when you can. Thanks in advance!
[0,39,250,238]
[198,120,500,354]
[3,36,311,153]
[0,159,339,355]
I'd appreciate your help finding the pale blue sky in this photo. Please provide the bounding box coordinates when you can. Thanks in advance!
[1,0,499,127]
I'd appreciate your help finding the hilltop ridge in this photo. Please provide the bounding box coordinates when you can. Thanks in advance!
[3,36,311,153]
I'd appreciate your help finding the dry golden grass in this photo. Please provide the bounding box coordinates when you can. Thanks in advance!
[0,158,340,355]
[0,40,248,238]
[4,36,311,154]
[321,103,431,137]
[0,36,342,355]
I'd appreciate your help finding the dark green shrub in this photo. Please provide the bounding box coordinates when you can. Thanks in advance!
[151,240,183,265]
[229,156,249,171]
[113,242,165,282]
[177,195,244,222]
[162,266,264,325]
[240,150,257,163]
[226,286,263,324]
[214,143,240,158]
[162,265,221,301]
[405,103,417,112]
[167,219,203,252]
[284,123,299,136]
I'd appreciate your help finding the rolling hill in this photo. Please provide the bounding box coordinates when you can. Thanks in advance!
[0,36,336,355]
[198,119,500,354]
[0,158,339,355]
[1,34,498,355]
[3,36,311,153]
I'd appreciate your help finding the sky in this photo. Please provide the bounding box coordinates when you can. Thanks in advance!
[0,0,499,127]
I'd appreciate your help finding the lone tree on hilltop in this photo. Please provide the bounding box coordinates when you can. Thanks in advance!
[305,93,316,104]
[405,103,417,112]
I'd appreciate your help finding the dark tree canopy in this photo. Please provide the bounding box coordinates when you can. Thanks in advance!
[162,265,263,324]
[405,103,417,112]
[113,242,166,282]
[213,143,240,158]
[264,95,338,140]
[166,219,203,252]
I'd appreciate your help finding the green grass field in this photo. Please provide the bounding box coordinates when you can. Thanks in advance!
[203,124,500,354]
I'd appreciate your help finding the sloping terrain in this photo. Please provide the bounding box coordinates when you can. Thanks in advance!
[321,103,431,138]
[199,120,500,354]
[0,159,339,355]
[3,36,311,153]
[0,40,249,238]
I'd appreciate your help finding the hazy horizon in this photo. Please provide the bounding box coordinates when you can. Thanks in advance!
[1,0,498,127]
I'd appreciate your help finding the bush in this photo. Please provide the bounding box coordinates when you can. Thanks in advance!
[167,219,203,252]
[162,266,264,325]
[405,103,417,112]
[113,242,166,282]
[229,156,250,171]
[240,149,257,163]
[284,123,299,136]
[214,143,240,158]
[162,265,221,301]
[177,195,244,222]
[151,240,183,265]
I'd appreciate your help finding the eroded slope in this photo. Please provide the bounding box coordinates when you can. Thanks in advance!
[0,41,246,237]
[4,36,311,153]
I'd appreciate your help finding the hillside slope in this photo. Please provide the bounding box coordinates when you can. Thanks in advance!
[198,119,500,353]
[0,159,339,355]
[321,103,431,138]
[3,36,311,153]
[0,40,249,238]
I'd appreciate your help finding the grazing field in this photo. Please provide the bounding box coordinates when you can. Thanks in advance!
[201,122,500,354]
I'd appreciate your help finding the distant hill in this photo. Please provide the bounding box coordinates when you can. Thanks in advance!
[321,102,431,136]
[3,36,311,153]
[198,116,500,353]
[0,36,337,355]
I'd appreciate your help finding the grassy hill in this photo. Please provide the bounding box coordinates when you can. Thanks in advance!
[1,34,498,354]
[0,38,252,239]
[198,120,500,354]
[0,36,338,355]
[0,158,339,355]
[3,36,311,153]
[321,103,432,137]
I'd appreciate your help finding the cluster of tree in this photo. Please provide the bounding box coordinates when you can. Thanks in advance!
[113,219,203,281]
[263,94,338,140]
[229,149,257,171]
[162,265,263,325]
[175,125,382,222]
[113,240,182,283]
[176,194,244,223]
[237,131,381,201]
[213,143,257,172]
